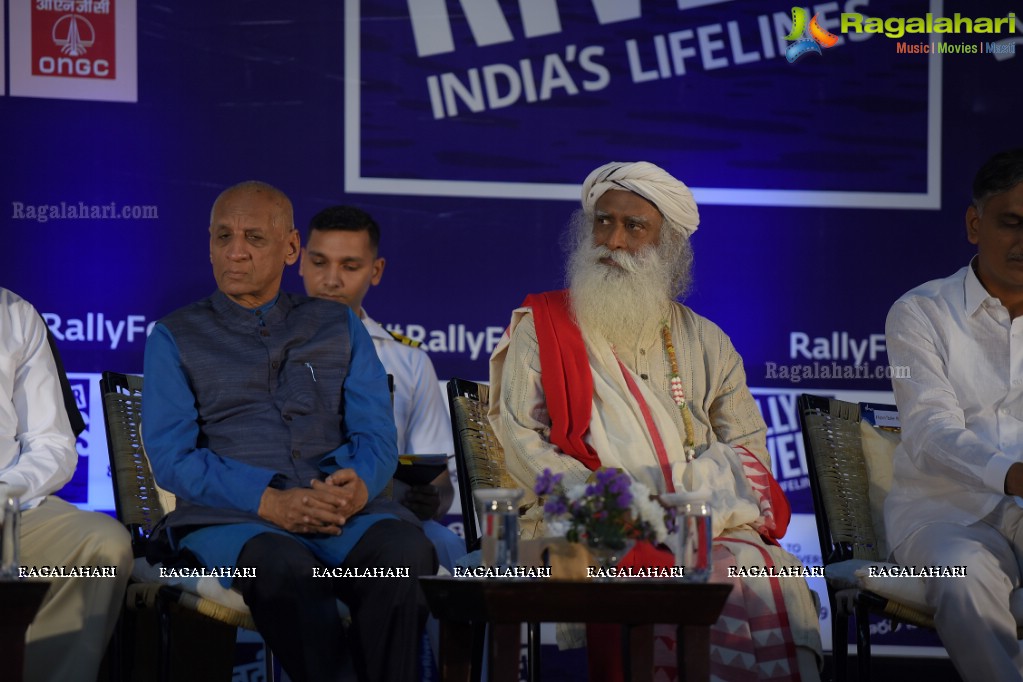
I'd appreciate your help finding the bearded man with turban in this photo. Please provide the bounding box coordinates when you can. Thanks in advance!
[489,162,822,681]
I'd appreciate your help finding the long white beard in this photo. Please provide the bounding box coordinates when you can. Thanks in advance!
[567,242,673,348]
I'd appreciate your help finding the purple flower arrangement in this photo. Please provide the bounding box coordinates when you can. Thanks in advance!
[534,467,669,551]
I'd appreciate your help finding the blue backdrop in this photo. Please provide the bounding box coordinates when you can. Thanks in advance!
[2,0,1020,657]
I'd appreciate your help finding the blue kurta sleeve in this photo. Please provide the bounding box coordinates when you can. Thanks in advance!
[318,307,398,500]
[142,323,277,513]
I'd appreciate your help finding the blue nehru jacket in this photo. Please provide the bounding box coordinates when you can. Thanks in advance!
[142,290,402,580]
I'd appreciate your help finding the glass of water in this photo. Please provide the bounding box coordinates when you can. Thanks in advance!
[473,488,524,569]
[0,484,21,580]
[662,491,713,582]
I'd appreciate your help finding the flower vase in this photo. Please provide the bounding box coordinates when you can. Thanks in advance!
[586,539,635,580]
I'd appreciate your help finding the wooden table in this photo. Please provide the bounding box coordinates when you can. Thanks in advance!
[420,577,731,682]
[0,580,51,682]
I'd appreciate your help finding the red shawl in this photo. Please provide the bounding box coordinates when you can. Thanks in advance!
[522,290,602,471]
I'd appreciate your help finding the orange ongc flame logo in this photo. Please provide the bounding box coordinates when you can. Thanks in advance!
[785,7,840,62]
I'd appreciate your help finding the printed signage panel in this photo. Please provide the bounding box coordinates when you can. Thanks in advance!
[62,373,115,512]
[1,4,6,96]
[345,0,941,208]
[9,0,137,102]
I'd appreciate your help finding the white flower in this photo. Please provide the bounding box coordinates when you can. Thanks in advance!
[630,480,670,543]
[545,517,570,538]
[565,483,587,503]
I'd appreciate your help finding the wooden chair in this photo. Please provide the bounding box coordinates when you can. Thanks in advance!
[447,378,520,552]
[797,393,1023,681]
[101,371,271,682]
[447,377,539,682]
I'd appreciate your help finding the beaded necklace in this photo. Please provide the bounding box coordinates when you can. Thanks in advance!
[661,321,697,462]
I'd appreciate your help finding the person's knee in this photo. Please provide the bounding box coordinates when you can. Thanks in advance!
[236,534,329,598]
[363,520,438,575]
[78,513,133,574]
[929,568,1012,616]
[796,646,822,682]
[408,526,439,575]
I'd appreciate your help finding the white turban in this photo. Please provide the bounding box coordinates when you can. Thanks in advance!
[581,161,700,238]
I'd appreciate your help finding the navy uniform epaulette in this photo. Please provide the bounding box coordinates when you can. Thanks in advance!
[387,329,422,348]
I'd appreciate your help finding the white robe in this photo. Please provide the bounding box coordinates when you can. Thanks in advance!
[488,301,822,663]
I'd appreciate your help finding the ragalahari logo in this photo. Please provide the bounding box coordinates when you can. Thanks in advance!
[785,7,839,63]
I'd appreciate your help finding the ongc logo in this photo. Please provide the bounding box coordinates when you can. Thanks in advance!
[32,8,116,79]
[54,14,95,56]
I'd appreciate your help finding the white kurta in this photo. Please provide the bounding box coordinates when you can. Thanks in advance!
[0,287,77,507]
[884,263,1023,551]
[0,287,132,682]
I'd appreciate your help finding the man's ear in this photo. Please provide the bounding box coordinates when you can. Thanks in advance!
[284,230,301,265]
[966,205,981,245]
[371,257,386,286]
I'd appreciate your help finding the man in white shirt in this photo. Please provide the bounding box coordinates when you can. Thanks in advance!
[0,287,132,682]
[299,206,464,569]
[886,148,1023,682]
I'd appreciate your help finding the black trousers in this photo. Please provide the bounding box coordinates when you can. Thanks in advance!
[233,519,437,682]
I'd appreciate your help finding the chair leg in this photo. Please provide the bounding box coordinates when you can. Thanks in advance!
[854,598,871,682]
[832,593,848,682]
[157,600,172,682]
[472,623,486,682]
[104,608,124,682]
[527,622,541,682]
[264,642,275,682]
